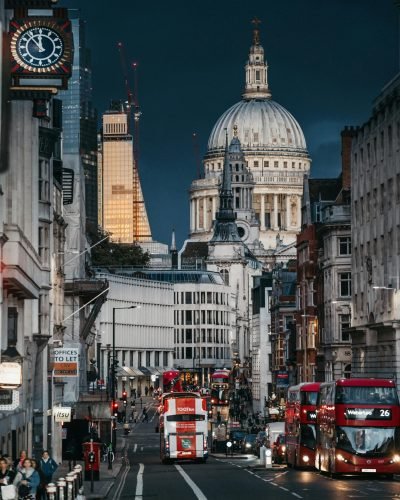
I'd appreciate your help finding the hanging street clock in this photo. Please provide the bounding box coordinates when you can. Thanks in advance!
[9,16,73,90]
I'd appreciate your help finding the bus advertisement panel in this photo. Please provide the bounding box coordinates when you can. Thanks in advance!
[316,378,400,477]
[285,382,320,468]
[160,393,208,464]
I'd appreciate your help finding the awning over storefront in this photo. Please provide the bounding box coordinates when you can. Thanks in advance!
[138,366,165,376]
[116,366,145,377]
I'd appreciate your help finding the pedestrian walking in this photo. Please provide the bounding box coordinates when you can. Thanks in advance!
[31,460,45,500]
[39,451,58,486]
[145,386,149,396]
[0,457,16,499]
[142,408,148,423]
[132,388,137,399]
[13,458,40,500]
[133,410,138,423]
[14,451,27,473]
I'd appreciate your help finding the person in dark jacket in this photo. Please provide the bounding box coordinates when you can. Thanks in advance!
[0,457,15,487]
[38,451,57,485]
[31,460,46,500]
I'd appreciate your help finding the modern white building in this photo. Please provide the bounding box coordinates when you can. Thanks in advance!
[172,272,232,385]
[95,273,174,394]
[351,74,400,383]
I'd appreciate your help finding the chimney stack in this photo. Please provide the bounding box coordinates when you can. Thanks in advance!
[341,126,357,191]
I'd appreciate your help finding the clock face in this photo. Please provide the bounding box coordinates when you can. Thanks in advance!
[16,26,64,68]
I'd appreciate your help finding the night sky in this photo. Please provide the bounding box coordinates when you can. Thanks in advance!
[59,0,398,248]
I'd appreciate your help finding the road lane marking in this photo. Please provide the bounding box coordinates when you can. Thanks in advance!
[292,493,302,499]
[135,463,144,500]
[175,464,208,500]
[280,486,289,491]
[141,446,143,451]
[134,444,137,453]
[112,461,130,500]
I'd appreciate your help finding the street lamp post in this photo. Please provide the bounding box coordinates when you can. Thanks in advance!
[110,305,140,454]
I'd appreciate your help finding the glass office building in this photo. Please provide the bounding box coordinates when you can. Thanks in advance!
[99,105,152,243]
[59,10,98,229]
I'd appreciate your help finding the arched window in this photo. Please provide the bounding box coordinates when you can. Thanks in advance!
[343,364,351,379]
[220,269,229,286]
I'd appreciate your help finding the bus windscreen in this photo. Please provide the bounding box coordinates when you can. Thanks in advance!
[166,414,206,422]
[335,386,399,405]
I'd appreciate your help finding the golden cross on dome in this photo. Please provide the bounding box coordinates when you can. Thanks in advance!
[251,17,261,45]
[233,124,238,137]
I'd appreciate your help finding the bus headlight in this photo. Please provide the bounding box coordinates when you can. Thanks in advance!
[281,445,286,453]
[246,443,251,448]
[392,454,400,463]
[336,453,348,463]
[302,455,309,463]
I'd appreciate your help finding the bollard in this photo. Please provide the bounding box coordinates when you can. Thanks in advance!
[74,465,83,489]
[72,471,79,497]
[57,478,66,500]
[66,474,75,500]
[225,440,233,456]
[259,445,266,466]
[46,483,57,500]
[265,447,273,469]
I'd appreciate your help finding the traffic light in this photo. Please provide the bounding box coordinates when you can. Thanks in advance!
[122,391,127,406]
[112,401,118,416]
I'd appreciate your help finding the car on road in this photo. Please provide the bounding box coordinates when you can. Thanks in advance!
[272,433,286,464]
[241,434,257,454]
[229,430,246,452]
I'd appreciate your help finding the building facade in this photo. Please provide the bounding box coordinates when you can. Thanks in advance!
[96,273,174,394]
[351,74,400,383]
[251,274,273,414]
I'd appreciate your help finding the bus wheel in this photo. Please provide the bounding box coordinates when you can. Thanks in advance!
[385,474,394,480]
[293,452,298,469]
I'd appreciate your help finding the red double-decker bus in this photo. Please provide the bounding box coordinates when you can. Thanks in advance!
[285,382,321,468]
[162,370,182,393]
[316,378,400,478]
[210,369,230,406]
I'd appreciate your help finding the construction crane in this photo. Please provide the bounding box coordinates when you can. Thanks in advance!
[117,42,146,243]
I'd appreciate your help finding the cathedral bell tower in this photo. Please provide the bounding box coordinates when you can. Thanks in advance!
[242,17,271,100]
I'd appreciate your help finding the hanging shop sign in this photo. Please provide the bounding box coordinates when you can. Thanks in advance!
[0,390,20,411]
[53,406,72,423]
[0,362,22,388]
[53,348,79,377]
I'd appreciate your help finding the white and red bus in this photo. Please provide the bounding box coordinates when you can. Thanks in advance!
[285,382,320,468]
[159,392,208,464]
[316,378,400,478]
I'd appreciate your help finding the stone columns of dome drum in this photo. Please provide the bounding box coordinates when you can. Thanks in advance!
[286,194,290,229]
[196,198,200,230]
[260,194,265,230]
[273,194,278,229]
[203,197,208,230]
[212,196,217,222]
[190,199,195,232]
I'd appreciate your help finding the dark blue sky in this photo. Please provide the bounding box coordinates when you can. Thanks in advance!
[60,0,398,247]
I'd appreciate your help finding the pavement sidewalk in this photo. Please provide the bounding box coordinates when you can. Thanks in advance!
[53,436,127,500]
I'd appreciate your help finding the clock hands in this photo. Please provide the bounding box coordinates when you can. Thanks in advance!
[27,31,45,52]
[37,34,45,53]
